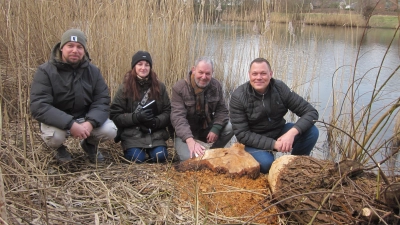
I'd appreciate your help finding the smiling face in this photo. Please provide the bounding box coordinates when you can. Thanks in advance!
[134,60,151,78]
[61,42,85,65]
[249,61,273,94]
[192,61,213,88]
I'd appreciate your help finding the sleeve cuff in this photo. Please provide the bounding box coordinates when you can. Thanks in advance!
[210,124,223,136]
[66,119,75,130]
[86,119,97,128]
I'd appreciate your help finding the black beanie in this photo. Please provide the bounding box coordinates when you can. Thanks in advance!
[131,51,152,69]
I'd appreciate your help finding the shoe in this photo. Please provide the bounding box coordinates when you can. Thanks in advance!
[55,145,73,163]
[80,140,104,163]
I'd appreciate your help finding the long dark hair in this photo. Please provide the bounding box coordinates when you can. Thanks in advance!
[123,69,161,102]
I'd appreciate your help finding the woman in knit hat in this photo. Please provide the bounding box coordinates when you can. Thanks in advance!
[110,51,171,163]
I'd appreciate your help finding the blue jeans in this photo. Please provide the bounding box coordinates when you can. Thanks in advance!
[245,123,319,174]
[124,146,168,163]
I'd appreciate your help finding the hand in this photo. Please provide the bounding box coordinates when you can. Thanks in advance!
[81,121,93,133]
[135,109,154,123]
[70,122,91,139]
[186,137,205,158]
[206,131,218,143]
[142,118,157,129]
[275,128,298,153]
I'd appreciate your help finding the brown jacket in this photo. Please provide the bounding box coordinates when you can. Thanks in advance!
[171,73,229,141]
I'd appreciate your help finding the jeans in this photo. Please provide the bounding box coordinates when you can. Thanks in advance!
[175,122,234,161]
[124,146,168,163]
[245,123,319,174]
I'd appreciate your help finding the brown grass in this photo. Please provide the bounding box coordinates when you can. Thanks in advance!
[0,0,398,224]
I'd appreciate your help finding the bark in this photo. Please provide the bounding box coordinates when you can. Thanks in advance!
[267,155,398,224]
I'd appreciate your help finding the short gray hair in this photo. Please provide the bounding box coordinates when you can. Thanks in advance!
[194,57,214,71]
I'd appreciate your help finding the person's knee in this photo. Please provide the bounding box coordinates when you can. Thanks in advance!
[245,147,274,174]
[257,156,274,173]
[41,129,67,149]
[100,121,118,140]
[150,147,168,163]
[220,122,234,137]
[177,149,191,161]
[309,125,319,142]
[174,138,191,161]
[124,148,146,163]
[260,161,273,174]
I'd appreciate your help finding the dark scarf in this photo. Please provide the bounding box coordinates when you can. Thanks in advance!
[190,73,212,129]
[136,75,150,86]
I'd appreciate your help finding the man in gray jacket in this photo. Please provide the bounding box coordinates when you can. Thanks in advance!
[171,57,233,160]
[30,29,117,163]
[230,58,319,173]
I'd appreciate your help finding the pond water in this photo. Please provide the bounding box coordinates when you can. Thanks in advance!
[197,21,400,167]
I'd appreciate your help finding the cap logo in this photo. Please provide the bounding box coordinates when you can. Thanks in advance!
[70,36,78,42]
[142,56,146,58]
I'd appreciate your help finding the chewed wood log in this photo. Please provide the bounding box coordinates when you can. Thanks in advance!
[174,143,260,179]
[267,155,397,224]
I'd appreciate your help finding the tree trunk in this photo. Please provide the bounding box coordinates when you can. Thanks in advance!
[267,155,397,224]
[175,143,260,179]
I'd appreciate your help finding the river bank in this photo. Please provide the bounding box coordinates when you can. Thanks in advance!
[221,11,399,29]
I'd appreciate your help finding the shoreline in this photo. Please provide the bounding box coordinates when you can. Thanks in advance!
[221,13,399,29]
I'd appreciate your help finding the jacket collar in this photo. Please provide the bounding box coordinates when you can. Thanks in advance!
[246,78,275,97]
[49,42,90,70]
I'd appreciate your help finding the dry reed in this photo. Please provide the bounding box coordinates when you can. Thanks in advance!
[0,0,398,224]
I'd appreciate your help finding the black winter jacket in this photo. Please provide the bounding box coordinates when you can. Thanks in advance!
[110,80,171,150]
[229,79,318,150]
[30,43,111,130]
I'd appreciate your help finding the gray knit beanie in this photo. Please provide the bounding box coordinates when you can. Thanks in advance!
[131,51,153,69]
[60,29,87,50]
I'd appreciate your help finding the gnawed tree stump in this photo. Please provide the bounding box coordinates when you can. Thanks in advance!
[267,155,399,224]
[175,143,260,179]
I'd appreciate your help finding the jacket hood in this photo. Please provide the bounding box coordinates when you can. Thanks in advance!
[49,42,91,67]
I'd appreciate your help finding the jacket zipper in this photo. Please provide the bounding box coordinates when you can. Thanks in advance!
[261,93,272,121]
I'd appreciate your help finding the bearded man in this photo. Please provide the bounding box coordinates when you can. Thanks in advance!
[171,57,233,161]
[30,29,116,164]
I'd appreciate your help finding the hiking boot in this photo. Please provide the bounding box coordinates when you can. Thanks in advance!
[80,140,104,163]
[55,145,73,163]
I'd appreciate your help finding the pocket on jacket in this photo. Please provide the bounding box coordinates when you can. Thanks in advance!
[122,127,142,139]
[153,129,169,141]
[184,100,196,115]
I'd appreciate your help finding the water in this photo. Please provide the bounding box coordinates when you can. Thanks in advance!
[197,22,400,169]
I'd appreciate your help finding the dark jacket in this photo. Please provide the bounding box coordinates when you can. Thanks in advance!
[110,80,171,149]
[229,79,318,150]
[30,43,110,130]
[171,73,229,141]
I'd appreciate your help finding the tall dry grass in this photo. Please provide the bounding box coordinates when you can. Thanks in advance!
[0,0,398,224]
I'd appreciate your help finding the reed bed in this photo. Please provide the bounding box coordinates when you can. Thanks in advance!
[0,0,399,224]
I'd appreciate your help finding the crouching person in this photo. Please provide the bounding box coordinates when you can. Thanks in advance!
[30,29,117,163]
[229,58,319,174]
[110,51,171,163]
[171,57,234,161]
